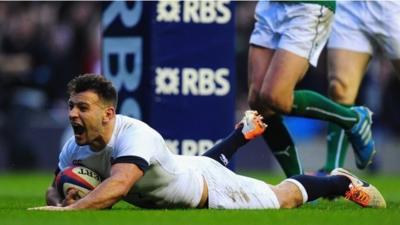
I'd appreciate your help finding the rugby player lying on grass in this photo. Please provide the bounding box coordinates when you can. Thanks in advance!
[29,74,386,211]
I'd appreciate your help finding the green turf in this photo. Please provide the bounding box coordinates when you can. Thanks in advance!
[0,171,399,225]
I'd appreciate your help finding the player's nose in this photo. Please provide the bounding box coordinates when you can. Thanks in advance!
[69,107,79,120]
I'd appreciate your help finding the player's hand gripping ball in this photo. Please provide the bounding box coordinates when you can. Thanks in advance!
[56,166,102,199]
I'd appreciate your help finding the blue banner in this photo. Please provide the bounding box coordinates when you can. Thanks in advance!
[102,1,235,156]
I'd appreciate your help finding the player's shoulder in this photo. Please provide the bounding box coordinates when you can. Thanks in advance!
[112,115,166,156]
[116,114,147,126]
[59,135,81,159]
[114,114,163,139]
[62,136,79,151]
[116,114,153,131]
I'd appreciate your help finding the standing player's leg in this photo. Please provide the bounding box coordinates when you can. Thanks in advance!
[252,47,376,170]
[249,1,375,175]
[252,47,376,172]
[279,49,375,169]
[323,49,370,172]
[246,2,325,177]
[289,89,376,170]
[248,46,306,177]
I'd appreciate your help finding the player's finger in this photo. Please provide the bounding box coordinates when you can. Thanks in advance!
[62,189,80,206]
[28,206,62,211]
[65,188,80,199]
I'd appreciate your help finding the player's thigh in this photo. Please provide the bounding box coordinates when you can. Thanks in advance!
[259,49,309,108]
[247,45,274,103]
[197,157,280,209]
[208,174,280,209]
[327,49,370,104]
[248,45,274,90]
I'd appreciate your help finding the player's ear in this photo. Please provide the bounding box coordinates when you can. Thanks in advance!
[103,106,115,123]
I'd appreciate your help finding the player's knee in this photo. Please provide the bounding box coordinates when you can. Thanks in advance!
[270,184,302,209]
[259,91,292,114]
[248,88,291,115]
[279,199,299,209]
[328,79,351,103]
[276,195,299,209]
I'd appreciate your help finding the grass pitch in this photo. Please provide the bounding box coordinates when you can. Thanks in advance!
[0,171,399,225]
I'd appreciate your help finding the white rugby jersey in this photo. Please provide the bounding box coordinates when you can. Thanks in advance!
[58,115,203,208]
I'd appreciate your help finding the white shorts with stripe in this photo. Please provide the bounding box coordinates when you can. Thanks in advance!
[250,1,334,67]
[193,156,280,209]
[328,1,400,59]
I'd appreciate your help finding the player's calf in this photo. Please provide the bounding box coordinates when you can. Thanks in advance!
[275,168,386,208]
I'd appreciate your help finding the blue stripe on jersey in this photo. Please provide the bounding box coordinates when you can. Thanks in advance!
[112,156,150,172]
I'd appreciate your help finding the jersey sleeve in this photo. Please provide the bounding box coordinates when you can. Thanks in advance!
[112,127,163,172]
[57,137,75,171]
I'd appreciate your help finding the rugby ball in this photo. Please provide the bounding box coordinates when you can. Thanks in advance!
[56,166,102,198]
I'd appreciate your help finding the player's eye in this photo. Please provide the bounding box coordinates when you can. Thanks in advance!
[79,105,89,112]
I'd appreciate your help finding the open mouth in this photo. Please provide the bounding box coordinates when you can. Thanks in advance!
[71,123,85,135]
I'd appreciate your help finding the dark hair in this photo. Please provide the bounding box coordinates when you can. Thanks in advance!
[67,74,118,107]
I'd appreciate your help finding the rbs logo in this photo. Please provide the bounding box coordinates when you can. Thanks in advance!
[166,139,219,155]
[155,67,230,96]
[156,0,231,24]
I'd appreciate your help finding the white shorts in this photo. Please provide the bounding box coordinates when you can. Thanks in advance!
[194,157,280,209]
[250,1,334,67]
[328,1,400,59]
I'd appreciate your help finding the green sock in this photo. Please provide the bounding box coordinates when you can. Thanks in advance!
[324,122,349,172]
[291,90,358,129]
[263,115,303,177]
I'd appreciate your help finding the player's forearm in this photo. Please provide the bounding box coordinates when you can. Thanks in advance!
[67,177,130,209]
[66,163,143,210]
